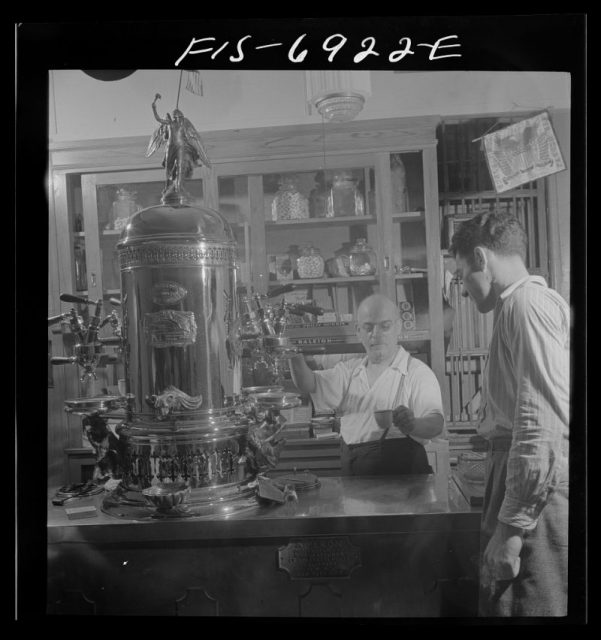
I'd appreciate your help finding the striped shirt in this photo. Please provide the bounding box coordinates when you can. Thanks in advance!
[478,275,570,530]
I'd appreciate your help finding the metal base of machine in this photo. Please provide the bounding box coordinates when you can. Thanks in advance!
[101,481,260,521]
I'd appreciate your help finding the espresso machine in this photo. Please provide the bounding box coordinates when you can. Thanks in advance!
[49,100,324,518]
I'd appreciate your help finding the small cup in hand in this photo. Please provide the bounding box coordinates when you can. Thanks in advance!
[392,405,416,435]
[374,409,393,430]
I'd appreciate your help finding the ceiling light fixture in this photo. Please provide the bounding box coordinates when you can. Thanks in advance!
[305,71,372,123]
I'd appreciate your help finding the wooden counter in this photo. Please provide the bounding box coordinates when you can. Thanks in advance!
[47,472,481,617]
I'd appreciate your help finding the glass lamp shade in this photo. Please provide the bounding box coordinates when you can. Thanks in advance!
[306,71,371,123]
[315,94,366,123]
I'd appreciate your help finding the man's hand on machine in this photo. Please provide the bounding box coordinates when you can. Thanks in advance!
[392,405,416,435]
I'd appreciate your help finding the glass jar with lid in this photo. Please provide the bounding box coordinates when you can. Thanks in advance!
[327,171,365,217]
[271,175,309,221]
[309,171,331,218]
[349,238,377,276]
[109,187,140,231]
[296,244,325,279]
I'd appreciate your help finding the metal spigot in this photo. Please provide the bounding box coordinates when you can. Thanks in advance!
[85,298,103,345]
[49,292,123,384]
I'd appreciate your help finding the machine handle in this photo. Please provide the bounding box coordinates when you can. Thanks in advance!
[98,336,122,346]
[85,299,103,344]
[48,313,67,326]
[267,283,295,298]
[289,304,324,316]
[50,356,77,365]
[60,293,93,305]
[297,346,327,354]
[109,297,122,306]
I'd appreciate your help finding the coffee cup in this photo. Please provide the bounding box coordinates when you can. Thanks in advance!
[374,409,393,429]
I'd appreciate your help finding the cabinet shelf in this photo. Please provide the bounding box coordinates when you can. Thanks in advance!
[391,211,425,221]
[266,215,376,229]
[394,273,427,280]
[281,276,378,286]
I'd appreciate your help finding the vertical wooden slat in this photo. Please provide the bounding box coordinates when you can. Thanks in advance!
[53,171,83,449]
[53,173,75,306]
[248,174,267,294]
[241,221,252,292]
[81,174,103,301]
[536,180,549,280]
[423,145,446,415]
[451,355,461,425]
[203,167,219,210]
[438,121,449,222]
[476,123,485,192]
[522,195,539,269]
[374,152,395,300]
[48,169,70,485]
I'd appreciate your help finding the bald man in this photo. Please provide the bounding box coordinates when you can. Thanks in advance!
[288,294,444,475]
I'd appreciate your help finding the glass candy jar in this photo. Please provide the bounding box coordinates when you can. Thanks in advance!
[297,244,325,279]
[327,171,365,217]
[309,172,331,218]
[349,238,377,276]
[109,188,140,231]
[271,176,309,221]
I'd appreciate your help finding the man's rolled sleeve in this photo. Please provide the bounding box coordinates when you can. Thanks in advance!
[499,493,551,531]
[406,364,445,419]
[310,361,350,413]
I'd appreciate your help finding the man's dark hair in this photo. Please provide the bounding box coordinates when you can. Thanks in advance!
[449,210,528,263]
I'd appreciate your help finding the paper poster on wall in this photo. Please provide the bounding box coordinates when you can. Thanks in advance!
[483,112,566,193]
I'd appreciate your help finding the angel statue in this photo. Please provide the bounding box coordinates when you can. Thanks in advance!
[146,93,212,203]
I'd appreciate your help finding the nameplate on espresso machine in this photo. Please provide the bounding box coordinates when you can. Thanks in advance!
[278,536,361,580]
[143,310,197,348]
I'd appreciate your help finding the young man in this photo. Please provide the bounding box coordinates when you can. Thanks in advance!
[450,211,570,616]
[288,294,444,475]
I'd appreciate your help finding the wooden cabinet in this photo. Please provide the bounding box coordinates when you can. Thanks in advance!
[48,116,446,481]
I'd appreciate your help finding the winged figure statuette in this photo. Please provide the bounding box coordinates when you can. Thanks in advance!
[146,93,212,204]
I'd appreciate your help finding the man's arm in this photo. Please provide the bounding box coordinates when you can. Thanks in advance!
[287,353,317,394]
[500,289,569,530]
[392,363,445,440]
[392,407,444,439]
[413,413,444,439]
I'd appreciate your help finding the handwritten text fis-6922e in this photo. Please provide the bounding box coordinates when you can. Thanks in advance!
[175,34,462,67]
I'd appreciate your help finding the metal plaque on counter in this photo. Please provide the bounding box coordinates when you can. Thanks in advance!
[278,536,361,580]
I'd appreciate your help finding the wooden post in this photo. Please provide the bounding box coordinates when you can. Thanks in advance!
[248,175,268,295]
[423,146,448,416]
[374,152,395,300]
